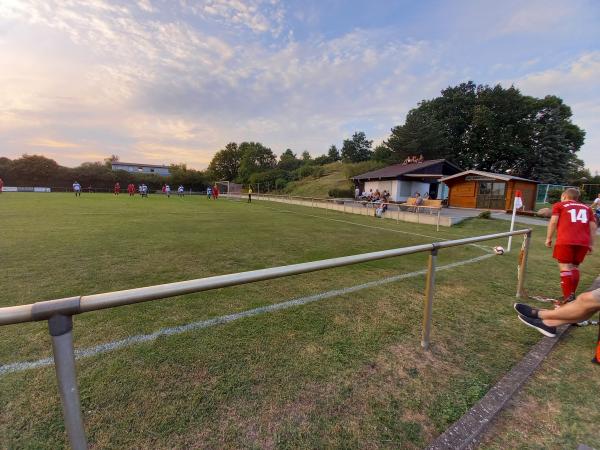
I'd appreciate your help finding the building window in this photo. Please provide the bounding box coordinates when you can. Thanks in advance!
[478,182,505,196]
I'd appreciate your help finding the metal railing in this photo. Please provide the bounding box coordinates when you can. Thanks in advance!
[0,229,532,449]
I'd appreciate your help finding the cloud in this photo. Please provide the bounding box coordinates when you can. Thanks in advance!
[182,0,285,36]
[0,1,448,168]
[497,0,574,35]
[512,51,600,96]
[27,138,80,148]
[1,0,597,173]
[503,52,600,173]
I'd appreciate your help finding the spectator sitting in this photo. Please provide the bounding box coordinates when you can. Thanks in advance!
[415,192,423,206]
[411,192,423,212]
[375,201,388,218]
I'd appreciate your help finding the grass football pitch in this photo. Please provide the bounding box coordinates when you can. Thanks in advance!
[1,193,599,449]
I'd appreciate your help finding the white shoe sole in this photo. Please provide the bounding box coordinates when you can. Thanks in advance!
[518,315,556,338]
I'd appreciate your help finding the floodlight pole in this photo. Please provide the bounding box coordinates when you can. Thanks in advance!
[421,247,438,350]
[49,314,88,450]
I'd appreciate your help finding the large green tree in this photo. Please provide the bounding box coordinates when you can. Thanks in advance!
[341,131,373,162]
[207,142,242,181]
[278,149,302,171]
[238,142,277,182]
[327,145,340,162]
[384,82,585,183]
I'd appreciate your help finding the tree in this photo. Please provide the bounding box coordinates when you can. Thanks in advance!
[10,154,63,185]
[301,150,311,162]
[327,145,340,162]
[522,101,585,183]
[207,142,242,181]
[278,149,302,171]
[372,144,393,162]
[385,106,448,161]
[384,82,586,182]
[0,157,12,182]
[169,163,208,190]
[341,131,373,162]
[104,154,120,168]
[313,154,332,165]
[238,142,277,182]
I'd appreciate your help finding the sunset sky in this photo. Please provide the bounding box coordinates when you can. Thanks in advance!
[1,0,599,172]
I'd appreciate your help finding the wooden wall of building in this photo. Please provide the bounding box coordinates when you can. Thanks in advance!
[447,176,538,210]
[505,181,537,211]
[447,180,477,208]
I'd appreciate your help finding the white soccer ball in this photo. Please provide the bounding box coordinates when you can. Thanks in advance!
[493,246,505,255]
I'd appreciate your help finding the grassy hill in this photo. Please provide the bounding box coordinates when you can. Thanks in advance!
[284,161,385,198]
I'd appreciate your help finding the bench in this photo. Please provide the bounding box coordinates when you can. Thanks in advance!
[399,198,443,214]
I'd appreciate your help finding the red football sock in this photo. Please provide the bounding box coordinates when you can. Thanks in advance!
[560,270,574,299]
[572,268,580,293]
[595,321,600,364]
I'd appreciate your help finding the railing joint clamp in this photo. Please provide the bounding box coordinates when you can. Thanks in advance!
[31,296,81,322]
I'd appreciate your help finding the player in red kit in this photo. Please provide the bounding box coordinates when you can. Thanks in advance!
[114,182,121,195]
[546,188,597,304]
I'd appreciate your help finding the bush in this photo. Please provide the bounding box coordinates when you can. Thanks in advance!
[274,178,288,190]
[478,210,492,219]
[311,166,325,178]
[328,188,354,198]
[547,189,563,204]
[294,165,322,179]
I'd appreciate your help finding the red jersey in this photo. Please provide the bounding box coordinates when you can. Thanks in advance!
[552,201,593,247]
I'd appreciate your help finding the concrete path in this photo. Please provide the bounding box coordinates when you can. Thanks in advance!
[490,212,549,227]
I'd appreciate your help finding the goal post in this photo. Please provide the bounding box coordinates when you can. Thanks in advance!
[216,181,242,199]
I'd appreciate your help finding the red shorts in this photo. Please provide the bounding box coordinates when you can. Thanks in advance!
[553,244,589,265]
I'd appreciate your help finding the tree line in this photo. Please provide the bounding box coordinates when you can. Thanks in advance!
[0,82,594,190]
[0,156,209,191]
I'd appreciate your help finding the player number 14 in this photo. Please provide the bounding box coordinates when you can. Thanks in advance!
[568,209,588,223]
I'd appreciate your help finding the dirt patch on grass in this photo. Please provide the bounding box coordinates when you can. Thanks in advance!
[174,340,464,449]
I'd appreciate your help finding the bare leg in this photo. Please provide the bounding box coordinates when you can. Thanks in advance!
[558,262,575,271]
[539,292,600,326]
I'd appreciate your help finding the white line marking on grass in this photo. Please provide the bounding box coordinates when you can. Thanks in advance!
[0,254,493,376]
[257,202,492,251]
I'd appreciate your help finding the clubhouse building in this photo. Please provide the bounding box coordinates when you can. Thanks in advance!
[440,170,539,211]
[352,158,463,202]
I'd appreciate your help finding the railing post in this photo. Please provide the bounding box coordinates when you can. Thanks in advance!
[516,231,531,298]
[49,314,88,450]
[421,248,438,350]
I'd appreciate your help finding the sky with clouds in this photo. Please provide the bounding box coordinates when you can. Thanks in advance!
[1,0,599,172]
